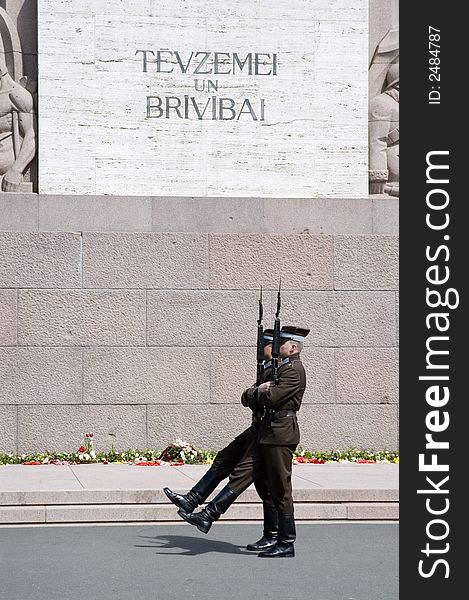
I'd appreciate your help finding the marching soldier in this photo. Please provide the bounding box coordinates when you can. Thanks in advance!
[177,325,309,559]
[255,325,309,557]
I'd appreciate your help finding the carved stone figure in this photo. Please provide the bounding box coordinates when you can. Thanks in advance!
[368,18,399,197]
[0,7,36,193]
[369,61,399,196]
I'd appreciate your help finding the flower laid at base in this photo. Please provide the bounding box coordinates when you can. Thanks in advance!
[77,432,96,462]
[0,435,399,466]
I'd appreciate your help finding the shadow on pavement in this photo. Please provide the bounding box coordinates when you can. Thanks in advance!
[136,533,251,556]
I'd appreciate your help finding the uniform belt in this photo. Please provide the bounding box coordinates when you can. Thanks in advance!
[252,410,297,423]
[271,410,297,420]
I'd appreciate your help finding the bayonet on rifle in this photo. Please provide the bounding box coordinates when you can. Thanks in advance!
[271,280,282,384]
[256,286,265,386]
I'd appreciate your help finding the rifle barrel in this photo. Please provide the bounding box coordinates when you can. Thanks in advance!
[271,280,282,384]
[256,287,264,385]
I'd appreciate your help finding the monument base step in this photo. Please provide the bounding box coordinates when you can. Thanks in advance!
[0,502,398,525]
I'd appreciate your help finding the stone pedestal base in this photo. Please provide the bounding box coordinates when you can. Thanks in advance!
[0,181,34,193]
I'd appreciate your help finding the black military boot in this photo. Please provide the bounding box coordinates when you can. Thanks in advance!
[177,485,238,534]
[163,470,220,514]
[246,502,279,551]
[258,512,296,558]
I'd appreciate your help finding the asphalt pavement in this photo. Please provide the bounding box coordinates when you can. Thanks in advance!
[0,522,398,600]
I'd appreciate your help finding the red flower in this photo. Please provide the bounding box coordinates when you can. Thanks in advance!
[23,461,42,465]
[135,461,161,466]
[295,456,307,463]
[78,446,86,453]
[357,459,376,463]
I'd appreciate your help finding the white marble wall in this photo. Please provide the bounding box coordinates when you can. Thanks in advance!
[38,0,368,197]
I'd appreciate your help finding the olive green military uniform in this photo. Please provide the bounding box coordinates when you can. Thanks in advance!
[230,354,305,514]
[175,325,308,557]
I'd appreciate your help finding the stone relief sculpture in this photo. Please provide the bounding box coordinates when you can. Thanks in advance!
[369,27,399,197]
[0,7,36,193]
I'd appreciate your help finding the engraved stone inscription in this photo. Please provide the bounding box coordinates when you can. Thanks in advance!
[38,0,368,197]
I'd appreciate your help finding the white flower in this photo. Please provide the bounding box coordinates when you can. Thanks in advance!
[90,451,96,459]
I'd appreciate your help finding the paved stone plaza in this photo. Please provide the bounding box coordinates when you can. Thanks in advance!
[0,463,398,525]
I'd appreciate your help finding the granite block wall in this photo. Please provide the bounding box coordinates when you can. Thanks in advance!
[0,195,398,454]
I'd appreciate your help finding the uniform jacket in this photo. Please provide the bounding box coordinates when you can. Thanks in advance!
[242,354,306,446]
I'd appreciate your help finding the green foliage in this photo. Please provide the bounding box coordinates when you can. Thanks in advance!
[0,445,398,466]
[293,446,399,463]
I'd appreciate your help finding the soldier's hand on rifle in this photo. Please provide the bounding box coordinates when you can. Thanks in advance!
[258,381,273,394]
[241,385,258,407]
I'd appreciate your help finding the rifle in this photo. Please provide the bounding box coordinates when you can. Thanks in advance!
[271,280,281,385]
[256,286,265,386]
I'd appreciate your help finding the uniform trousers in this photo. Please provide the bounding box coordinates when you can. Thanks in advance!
[209,426,273,504]
[227,433,297,514]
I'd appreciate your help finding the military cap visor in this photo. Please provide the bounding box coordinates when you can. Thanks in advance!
[279,326,310,343]
[263,328,274,344]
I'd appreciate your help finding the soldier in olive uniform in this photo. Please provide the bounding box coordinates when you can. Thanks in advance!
[163,330,279,550]
[177,325,309,559]
[254,325,309,557]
